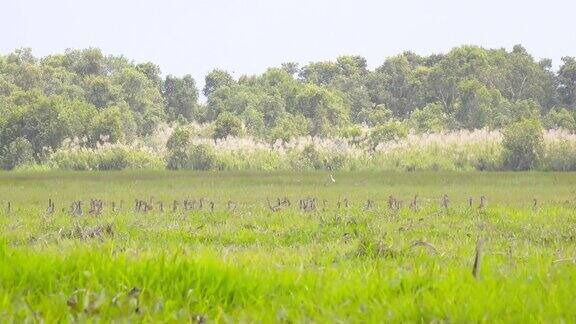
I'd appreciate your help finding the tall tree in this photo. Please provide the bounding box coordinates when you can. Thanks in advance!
[163,75,199,122]
[203,69,235,98]
[558,57,576,108]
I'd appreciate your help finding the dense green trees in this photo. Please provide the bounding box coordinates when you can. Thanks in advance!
[1,45,576,169]
[213,112,243,140]
[1,137,34,170]
[163,74,199,122]
[0,48,178,163]
[502,119,545,170]
[558,57,576,109]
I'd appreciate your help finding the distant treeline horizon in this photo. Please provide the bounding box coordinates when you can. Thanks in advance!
[0,44,575,161]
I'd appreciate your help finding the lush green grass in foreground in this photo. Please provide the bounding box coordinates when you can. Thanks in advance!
[0,171,575,322]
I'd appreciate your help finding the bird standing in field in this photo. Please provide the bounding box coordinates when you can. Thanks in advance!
[326,174,336,185]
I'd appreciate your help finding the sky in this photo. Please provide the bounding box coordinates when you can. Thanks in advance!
[2,0,576,90]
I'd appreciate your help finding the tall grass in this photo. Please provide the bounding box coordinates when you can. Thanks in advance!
[41,128,576,171]
[1,172,576,321]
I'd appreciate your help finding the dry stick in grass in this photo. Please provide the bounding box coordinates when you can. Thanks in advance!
[441,194,449,210]
[46,199,55,214]
[227,200,237,212]
[388,195,396,210]
[410,240,438,254]
[363,199,375,211]
[299,197,317,212]
[478,196,487,210]
[322,199,328,211]
[410,195,418,211]
[70,201,83,216]
[267,198,282,212]
[472,238,485,279]
[552,258,576,265]
[193,314,207,324]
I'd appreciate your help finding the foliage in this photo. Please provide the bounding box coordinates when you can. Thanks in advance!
[89,106,127,145]
[166,127,192,152]
[0,97,71,156]
[558,57,576,108]
[165,127,193,170]
[186,143,220,170]
[163,74,199,122]
[365,104,393,127]
[203,69,235,97]
[542,108,576,131]
[498,99,541,127]
[338,125,364,140]
[2,46,576,170]
[1,47,575,143]
[502,119,544,170]
[409,102,447,133]
[292,144,324,170]
[269,114,310,142]
[368,121,408,150]
[213,112,243,140]
[454,79,504,129]
[48,145,163,171]
[1,137,35,170]
[296,83,349,136]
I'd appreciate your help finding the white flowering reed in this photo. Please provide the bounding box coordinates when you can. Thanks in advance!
[49,126,576,171]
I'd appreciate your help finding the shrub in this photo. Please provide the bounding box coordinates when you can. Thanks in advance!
[96,146,129,170]
[502,119,544,170]
[338,125,365,146]
[543,108,576,131]
[368,121,408,150]
[297,144,324,170]
[338,125,363,139]
[89,107,125,145]
[166,127,193,170]
[409,102,447,133]
[366,104,392,127]
[498,100,541,127]
[542,139,576,171]
[213,112,242,140]
[324,152,350,171]
[2,137,35,170]
[166,150,189,170]
[187,144,220,170]
[167,143,220,171]
[48,149,98,171]
[269,114,309,142]
[166,127,192,151]
[48,145,162,171]
[243,107,265,137]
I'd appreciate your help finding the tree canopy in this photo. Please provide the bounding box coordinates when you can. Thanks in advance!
[1,45,575,161]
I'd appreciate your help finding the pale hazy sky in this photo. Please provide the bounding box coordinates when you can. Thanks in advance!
[2,0,575,87]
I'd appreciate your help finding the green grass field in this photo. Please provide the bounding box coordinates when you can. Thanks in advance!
[1,171,575,322]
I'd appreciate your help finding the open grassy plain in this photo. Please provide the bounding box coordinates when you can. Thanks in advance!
[0,171,575,322]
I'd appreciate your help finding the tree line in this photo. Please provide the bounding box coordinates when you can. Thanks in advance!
[0,45,575,163]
